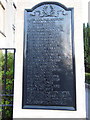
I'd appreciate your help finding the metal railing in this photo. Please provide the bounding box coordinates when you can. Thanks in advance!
[0,48,15,120]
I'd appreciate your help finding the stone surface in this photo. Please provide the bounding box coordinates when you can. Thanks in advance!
[13,0,86,118]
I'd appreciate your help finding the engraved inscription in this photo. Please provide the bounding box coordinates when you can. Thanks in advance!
[23,2,76,110]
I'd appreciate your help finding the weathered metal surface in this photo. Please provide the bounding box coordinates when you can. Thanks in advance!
[23,2,76,110]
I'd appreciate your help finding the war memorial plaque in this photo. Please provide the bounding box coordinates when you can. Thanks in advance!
[23,2,76,110]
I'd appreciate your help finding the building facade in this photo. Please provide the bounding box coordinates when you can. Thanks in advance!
[0,0,16,48]
[88,1,90,24]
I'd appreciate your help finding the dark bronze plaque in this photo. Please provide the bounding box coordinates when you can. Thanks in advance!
[23,2,76,110]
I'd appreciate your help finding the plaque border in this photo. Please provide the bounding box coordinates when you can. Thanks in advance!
[22,2,76,111]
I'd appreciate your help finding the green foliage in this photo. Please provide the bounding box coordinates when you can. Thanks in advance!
[83,23,90,72]
[0,50,14,119]
[85,73,90,84]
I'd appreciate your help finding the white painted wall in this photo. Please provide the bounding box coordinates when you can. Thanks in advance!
[13,0,86,118]
[0,0,16,48]
[88,1,90,24]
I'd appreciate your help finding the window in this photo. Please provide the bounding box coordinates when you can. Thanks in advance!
[0,2,5,35]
